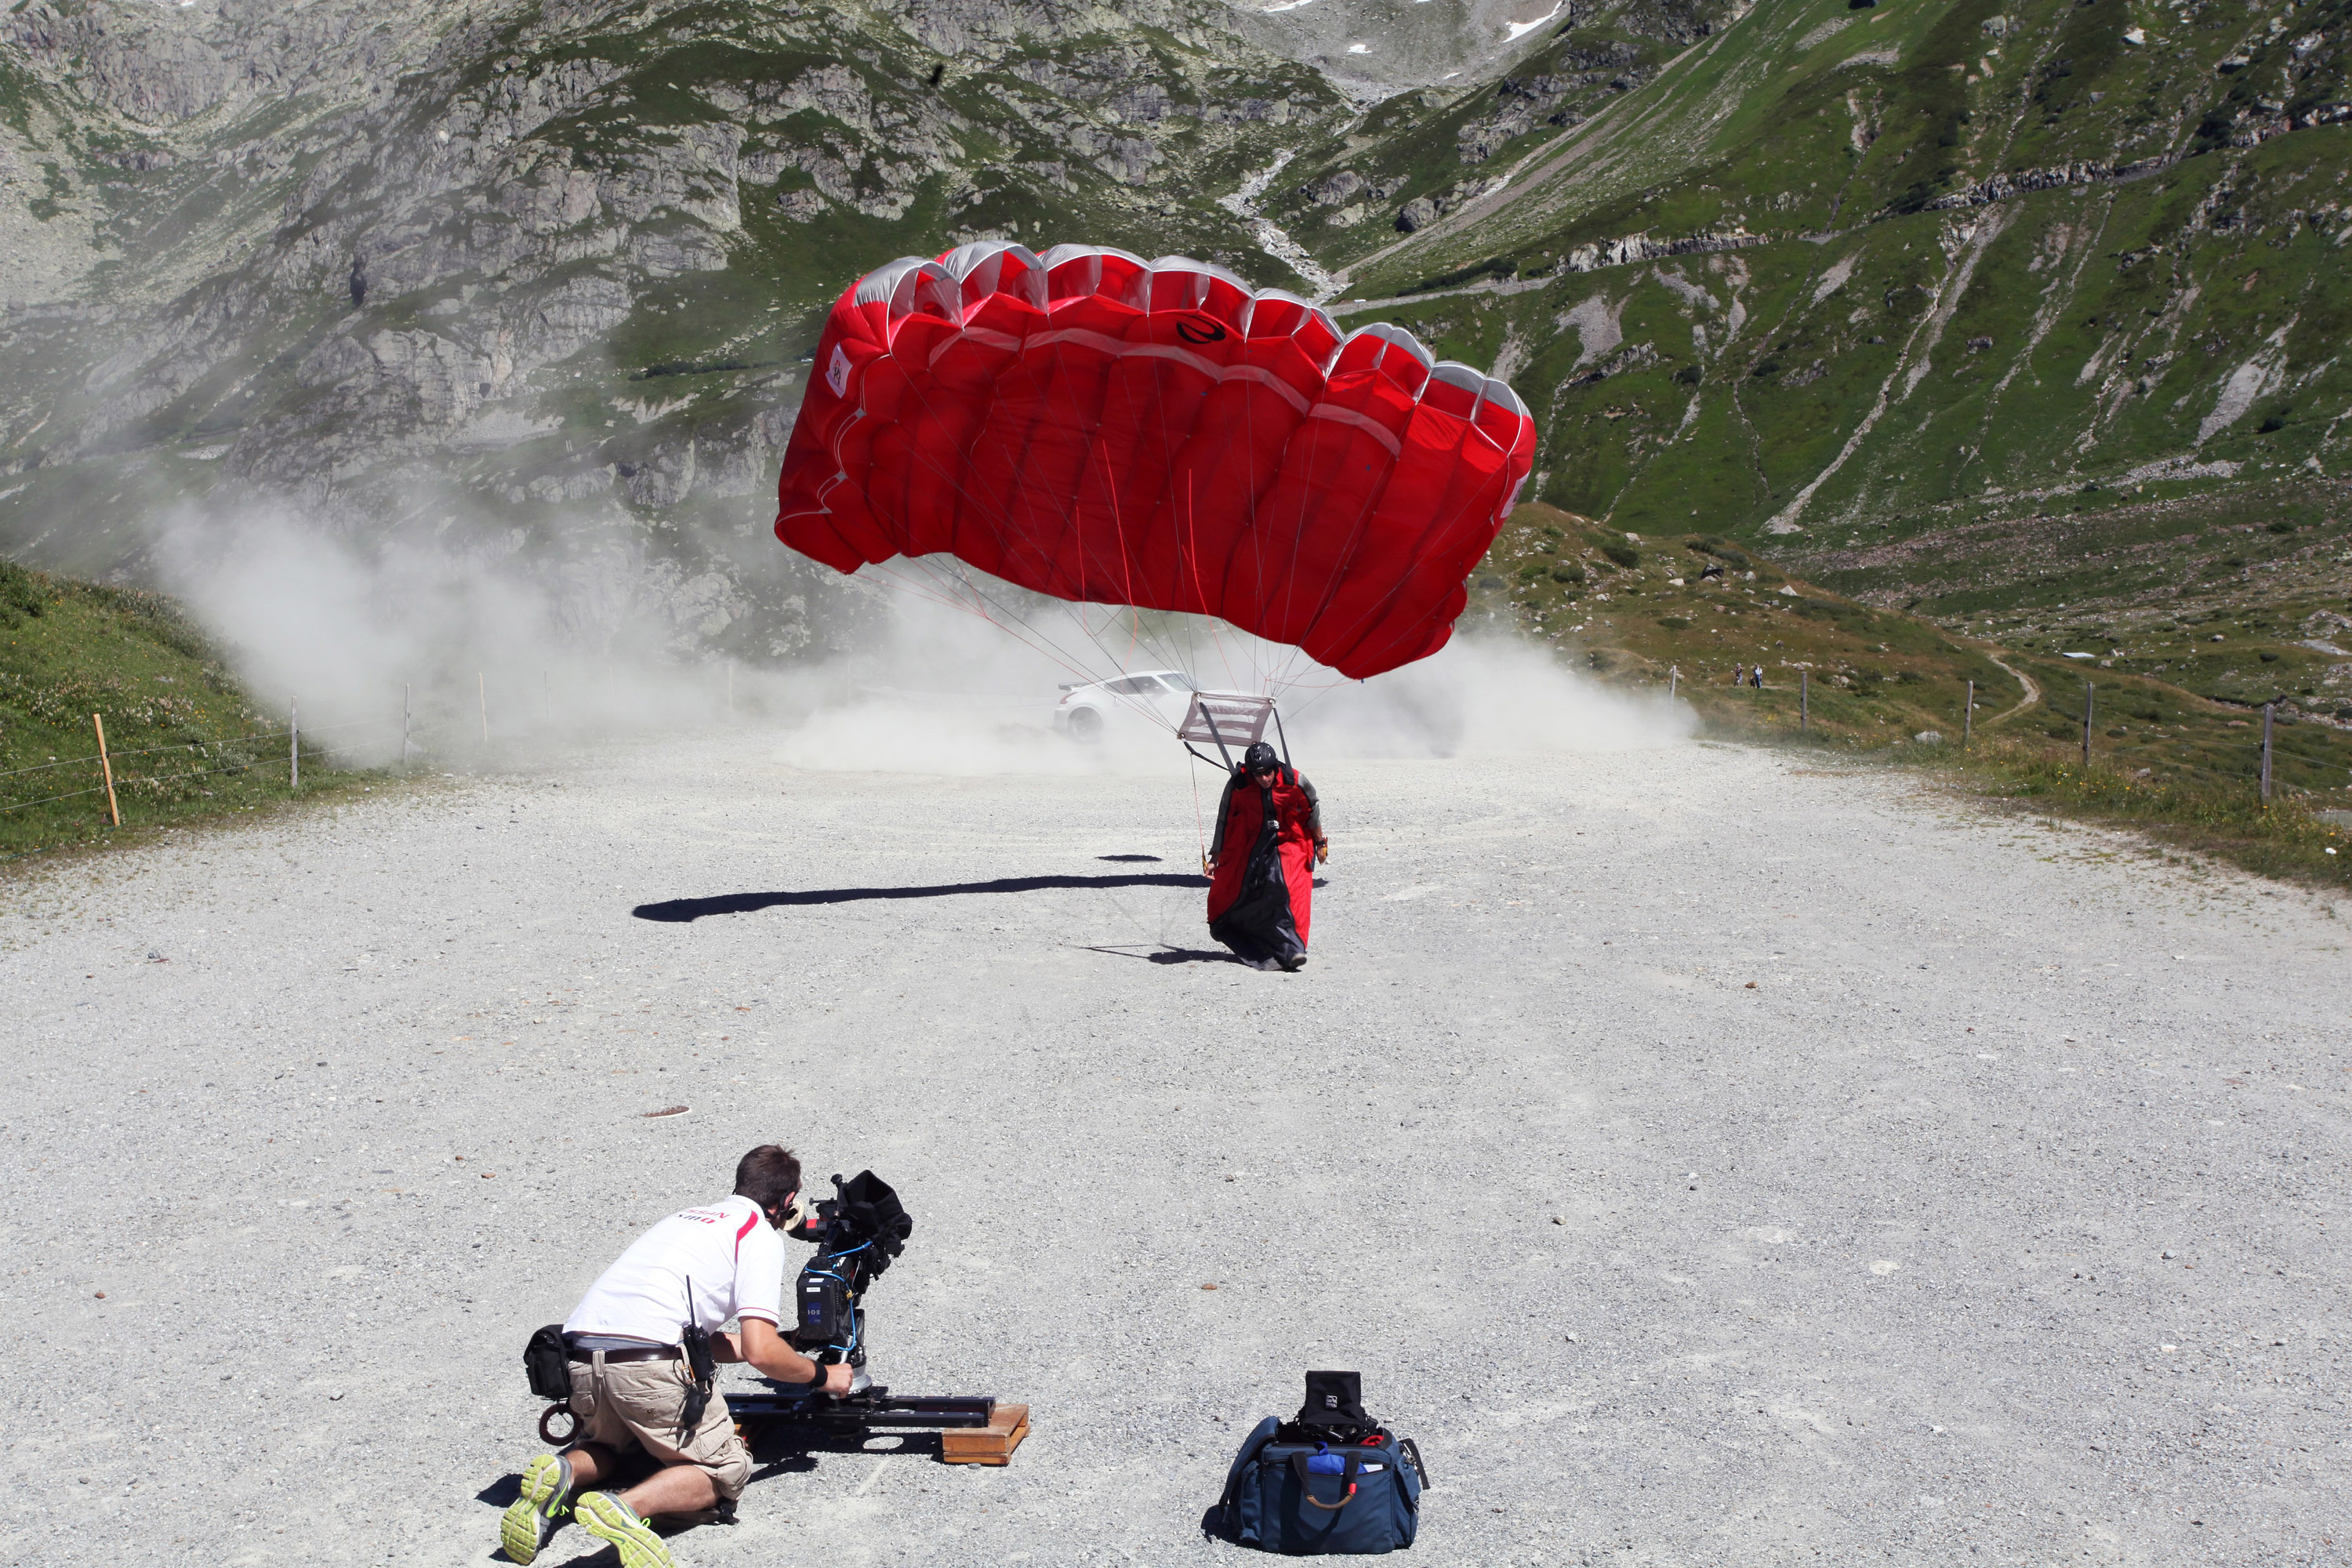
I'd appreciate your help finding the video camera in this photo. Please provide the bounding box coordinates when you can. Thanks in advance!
[787,1170,913,1377]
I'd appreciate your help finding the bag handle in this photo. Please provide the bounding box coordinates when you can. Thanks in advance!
[1290,1450,1362,1510]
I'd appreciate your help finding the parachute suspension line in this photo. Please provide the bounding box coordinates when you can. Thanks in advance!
[1191,748,1208,874]
[895,556,1126,700]
[880,559,1110,693]
[858,314,1146,700]
[1181,468,1247,699]
[1091,434,1181,683]
[1274,427,1407,684]
[844,345,1191,728]
[1309,481,1500,668]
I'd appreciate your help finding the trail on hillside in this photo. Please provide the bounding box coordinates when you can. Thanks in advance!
[1218,151,1341,300]
[1983,651,2042,726]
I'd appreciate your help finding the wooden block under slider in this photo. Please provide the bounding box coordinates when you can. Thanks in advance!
[940,1403,1029,1465]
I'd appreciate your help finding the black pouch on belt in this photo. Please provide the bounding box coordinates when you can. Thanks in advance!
[524,1324,572,1403]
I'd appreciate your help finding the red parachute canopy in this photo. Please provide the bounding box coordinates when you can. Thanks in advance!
[773,242,1537,681]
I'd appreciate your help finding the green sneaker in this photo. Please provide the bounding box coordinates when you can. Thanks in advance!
[575,1490,677,1568]
[499,1451,572,1565]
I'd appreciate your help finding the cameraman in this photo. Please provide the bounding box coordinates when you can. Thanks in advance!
[500,1145,851,1568]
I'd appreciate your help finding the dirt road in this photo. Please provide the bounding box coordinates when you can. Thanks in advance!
[2,732,2343,1566]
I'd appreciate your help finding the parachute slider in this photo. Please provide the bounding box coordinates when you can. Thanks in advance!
[1179,692,1277,771]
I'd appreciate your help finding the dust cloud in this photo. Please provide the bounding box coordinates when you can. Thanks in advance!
[152,513,1691,779]
[148,506,831,767]
[774,571,1695,775]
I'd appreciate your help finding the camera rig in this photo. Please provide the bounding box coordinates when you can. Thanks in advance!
[531,1170,1029,1467]
[746,1170,1029,1463]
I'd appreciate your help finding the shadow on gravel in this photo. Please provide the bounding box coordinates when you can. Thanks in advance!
[633,872,1208,923]
[1080,944,1247,966]
[1097,853,1163,862]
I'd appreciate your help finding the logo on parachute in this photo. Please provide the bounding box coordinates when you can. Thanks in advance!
[1174,316,1229,346]
[826,344,851,397]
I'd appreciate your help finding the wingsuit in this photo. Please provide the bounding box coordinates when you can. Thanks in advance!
[1207,741,1326,971]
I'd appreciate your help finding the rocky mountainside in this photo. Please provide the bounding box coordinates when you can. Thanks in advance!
[0,0,1342,660]
[2,0,2347,692]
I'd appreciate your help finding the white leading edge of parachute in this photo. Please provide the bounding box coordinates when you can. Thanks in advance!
[840,241,1527,423]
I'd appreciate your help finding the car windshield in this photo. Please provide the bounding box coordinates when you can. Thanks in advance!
[1159,673,1199,691]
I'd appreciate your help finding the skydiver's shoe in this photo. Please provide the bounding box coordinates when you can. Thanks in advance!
[1279,950,1308,971]
[575,1491,676,1568]
[499,1451,572,1565]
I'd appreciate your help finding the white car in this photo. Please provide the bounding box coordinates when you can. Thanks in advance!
[1053,669,1207,740]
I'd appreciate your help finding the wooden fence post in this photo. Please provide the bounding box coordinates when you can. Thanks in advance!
[92,713,120,828]
[2261,702,2274,805]
[2081,680,2092,767]
[1668,666,1678,702]
[1964,679,1973,748]
[290,695,299,791]
[1800,670,1808,733]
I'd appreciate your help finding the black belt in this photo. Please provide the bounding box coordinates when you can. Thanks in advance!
[568,1345,682,1364]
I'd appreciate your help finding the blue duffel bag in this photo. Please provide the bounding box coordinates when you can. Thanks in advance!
[1215,1374,1425,1555]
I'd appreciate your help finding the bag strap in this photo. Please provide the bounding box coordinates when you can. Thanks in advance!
[1290,1450,1362,1510]
[1396,1437,1428,1486]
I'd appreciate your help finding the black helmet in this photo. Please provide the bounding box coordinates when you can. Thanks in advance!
[1243,742,1279,772]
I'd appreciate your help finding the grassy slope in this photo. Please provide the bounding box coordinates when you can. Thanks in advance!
[1276,0,2352,556]
[1484,503,2352,889]
[0,561,372,858]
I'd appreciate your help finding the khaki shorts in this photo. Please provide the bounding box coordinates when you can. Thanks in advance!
[567,1352,751,1502]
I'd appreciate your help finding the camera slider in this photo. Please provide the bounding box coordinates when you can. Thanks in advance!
[729,1386,1031,1465]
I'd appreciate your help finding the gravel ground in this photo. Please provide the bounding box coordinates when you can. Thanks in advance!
[2,732,2346,1568]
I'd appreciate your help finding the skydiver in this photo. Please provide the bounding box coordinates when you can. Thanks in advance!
[1203,740,1327,972]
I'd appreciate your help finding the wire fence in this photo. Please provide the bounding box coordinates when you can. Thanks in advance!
[0,685,499,835]
[1675,666,2352,800]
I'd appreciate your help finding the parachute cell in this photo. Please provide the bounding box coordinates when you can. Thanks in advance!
[773,242,1538,681]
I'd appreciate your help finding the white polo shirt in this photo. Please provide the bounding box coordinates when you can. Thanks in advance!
[565,1193,786,1345]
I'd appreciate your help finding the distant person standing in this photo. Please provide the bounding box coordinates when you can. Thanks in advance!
[1751,664,1765,689]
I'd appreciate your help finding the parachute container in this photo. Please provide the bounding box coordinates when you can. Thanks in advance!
[774,242,1537,681]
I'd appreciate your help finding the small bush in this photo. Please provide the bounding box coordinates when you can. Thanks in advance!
[0,560,47,630]
[1657,615,1691,630]
[1551,563,1585,585]
[1602,543,1641,569]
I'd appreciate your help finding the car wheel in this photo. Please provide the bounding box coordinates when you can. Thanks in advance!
[1066,706,1104,742]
